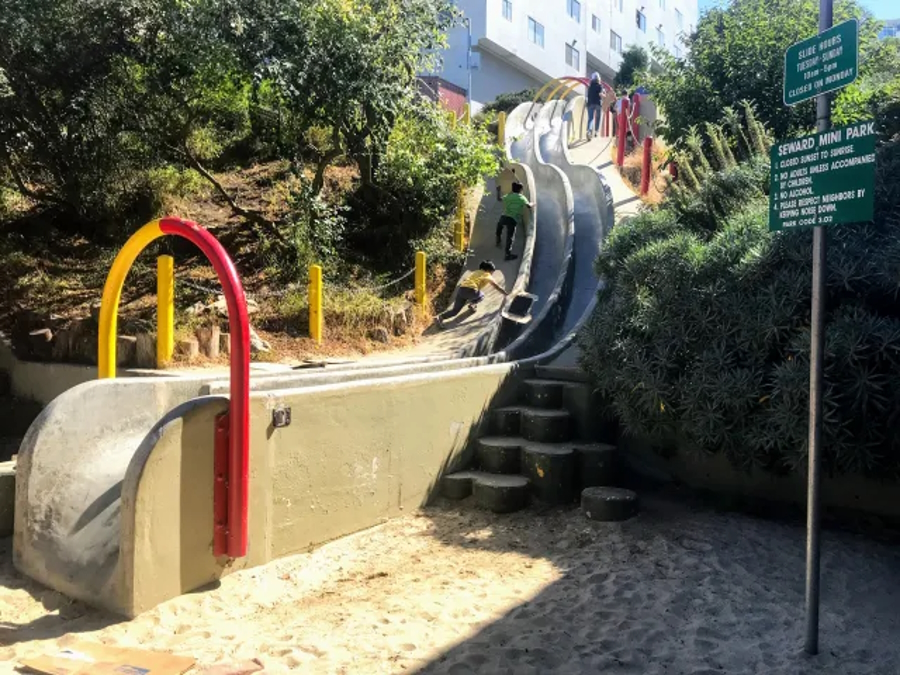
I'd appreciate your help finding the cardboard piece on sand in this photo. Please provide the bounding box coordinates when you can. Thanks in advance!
[18,641,195,675]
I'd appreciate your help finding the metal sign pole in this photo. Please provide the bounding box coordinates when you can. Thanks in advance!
[805,0,832,656]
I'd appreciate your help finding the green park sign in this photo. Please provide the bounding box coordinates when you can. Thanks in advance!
[783,19,858,106]
[769,120,876,232]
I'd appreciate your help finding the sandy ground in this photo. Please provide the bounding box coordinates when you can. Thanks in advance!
[2,495,900,675]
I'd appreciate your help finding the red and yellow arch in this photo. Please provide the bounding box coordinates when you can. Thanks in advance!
[98,217,251,558]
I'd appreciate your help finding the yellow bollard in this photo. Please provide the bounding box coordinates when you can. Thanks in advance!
[415,251,427,307]
[454,192,466,252]
[308,264,323,345]
[448,110,457,129]
[462,103,471,125]
[156,255,175,368]
[497,111,507,146]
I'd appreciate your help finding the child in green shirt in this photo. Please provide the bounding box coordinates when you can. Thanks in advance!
[496,182,533,261]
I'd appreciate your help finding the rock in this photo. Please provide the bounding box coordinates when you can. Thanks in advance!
[135,333,156,368]
[176,338,200,360]
[28,329,53,360]
[212,294,259,317]
[117,335,138,367]
[220,332,231,356]
[73,335,98,365]
[90,302,102,323]
[185,301,208,317]
[51,328,73,361]
[367,327,390,344]
[249,327,270,353]
[196,325,221,358]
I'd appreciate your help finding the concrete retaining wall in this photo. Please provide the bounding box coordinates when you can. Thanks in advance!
[620,436,900,521]
[15,362,528,616]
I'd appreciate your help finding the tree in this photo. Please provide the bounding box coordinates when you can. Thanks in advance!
[256,0,456,193]
[647,0,883,144]
[614,46,649,91]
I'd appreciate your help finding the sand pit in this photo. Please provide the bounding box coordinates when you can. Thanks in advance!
[2,495,900,674]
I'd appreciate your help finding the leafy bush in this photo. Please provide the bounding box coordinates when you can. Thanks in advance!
[615,46,649,91]
[266,173,348,281]
[579,133,900,478]
[647,0,883,144]
[479,89,538,116]
[348,100,498,267]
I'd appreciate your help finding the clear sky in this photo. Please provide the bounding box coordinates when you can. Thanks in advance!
[698,0,897,20]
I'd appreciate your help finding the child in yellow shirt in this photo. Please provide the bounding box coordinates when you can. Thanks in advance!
[437,260,509,327]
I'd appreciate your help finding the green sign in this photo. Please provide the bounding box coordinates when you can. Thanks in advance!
[769,120,876,232]
[783,19,858,106]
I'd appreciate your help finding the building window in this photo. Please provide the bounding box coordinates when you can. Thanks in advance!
[592,14,601,33]
[567,0,581,23]
[566,43,581,70]
[657,28,665,46]
[614,0,623,12]
[502,0,512,21]
[659,0,666,8]
[674,45,682,59]
[528,17,545,47]
[675,8,683,29]
[610,30,622,54]
[636,11,647,32]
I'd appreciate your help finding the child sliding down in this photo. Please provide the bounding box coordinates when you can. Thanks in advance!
[436,260,508,328]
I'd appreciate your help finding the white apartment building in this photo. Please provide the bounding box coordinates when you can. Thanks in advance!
[426,0,699,110]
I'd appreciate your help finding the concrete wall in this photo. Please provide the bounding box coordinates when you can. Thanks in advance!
[118,363,526,615]
[621,437,900,521]
[0,340,97,405]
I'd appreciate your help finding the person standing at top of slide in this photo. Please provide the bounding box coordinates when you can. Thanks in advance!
[496,181,532,262]
[586,72,603,140]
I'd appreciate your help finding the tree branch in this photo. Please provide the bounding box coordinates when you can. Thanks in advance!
[0,142,73,210]
[176,143,287,245]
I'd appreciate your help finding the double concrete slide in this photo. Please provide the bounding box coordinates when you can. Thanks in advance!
[13,98,616,616]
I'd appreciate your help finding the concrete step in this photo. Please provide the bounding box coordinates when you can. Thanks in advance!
[492,406,572,443]
[522,379,564,409]
[476,436,522,474]
[0,458,15,537]
[521,443,576,505]
[441,471,531,513]
[534,365,590,383]
[471,439,619,506]
[573,442,617,489]
[581,487,639,522]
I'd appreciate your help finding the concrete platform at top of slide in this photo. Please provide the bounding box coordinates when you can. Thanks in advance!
[11,94,618,618]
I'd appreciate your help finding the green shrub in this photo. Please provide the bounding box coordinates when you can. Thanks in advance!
[478,89,538,116]
[579,138,900,478]
[347,100,498,267]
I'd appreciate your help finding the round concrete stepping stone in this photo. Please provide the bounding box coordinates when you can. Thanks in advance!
[573,443,617,489]
[524,379,564,409]
[492,407,522,436]
[581,487,639,522]
[520,407,571,443]
[473,474,530,513]
[476,437,523,474]
[522,444,576,505]
[441,471,478,500]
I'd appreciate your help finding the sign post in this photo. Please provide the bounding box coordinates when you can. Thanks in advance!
[776,0,869,657]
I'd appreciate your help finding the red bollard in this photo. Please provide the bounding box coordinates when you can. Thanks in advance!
[640,136,653,196]
[616,100,629,168]
[669,160,678,181]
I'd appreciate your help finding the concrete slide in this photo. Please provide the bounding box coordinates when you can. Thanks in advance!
[12,95,614,617]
